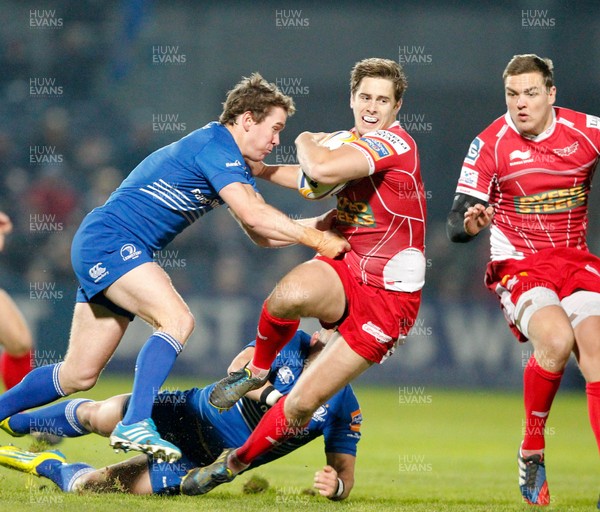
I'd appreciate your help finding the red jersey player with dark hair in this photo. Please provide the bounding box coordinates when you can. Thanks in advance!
[0,212,33,391]
[182,57,427,499]
[447,54,600,506]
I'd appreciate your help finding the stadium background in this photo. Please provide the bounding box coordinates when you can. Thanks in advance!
[1,0,599,389]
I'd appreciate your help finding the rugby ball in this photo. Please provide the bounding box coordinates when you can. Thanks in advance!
[297,130,357,200]
[320,130,357,150]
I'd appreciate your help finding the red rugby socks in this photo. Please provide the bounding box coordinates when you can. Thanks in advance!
[522,355,563,453]
[585,381,600,454]
[0,350,33,390]
[249,302,299,374]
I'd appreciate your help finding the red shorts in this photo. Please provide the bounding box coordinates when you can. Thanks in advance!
[316,256,422,364]
[485,247,600,341]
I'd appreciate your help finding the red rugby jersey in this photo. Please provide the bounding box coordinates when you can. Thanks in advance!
[454,107,600,261]
[334,122,427,292]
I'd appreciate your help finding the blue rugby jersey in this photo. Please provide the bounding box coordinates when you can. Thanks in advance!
[156,331,362,469]
[95,122,258,251]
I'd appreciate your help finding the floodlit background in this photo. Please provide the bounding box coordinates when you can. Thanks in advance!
[1,0,599,388]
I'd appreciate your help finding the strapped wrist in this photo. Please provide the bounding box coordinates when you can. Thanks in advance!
[259,385,283,406]
[332,477,344,499]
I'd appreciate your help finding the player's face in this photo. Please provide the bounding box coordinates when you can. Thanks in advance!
[505,72,556,137]
[244,107,287,161]
[350,77,401,136]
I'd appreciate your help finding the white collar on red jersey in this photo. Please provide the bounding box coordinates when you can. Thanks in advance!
[504,107,557,143]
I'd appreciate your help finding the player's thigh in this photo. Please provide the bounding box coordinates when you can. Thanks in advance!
[573,316,600,382]
[61,302,130,389]
[0,289,32,354]
[564,291,600,381]
[286,332,371,417]
[104,262,194,340]
[267,259,346,323]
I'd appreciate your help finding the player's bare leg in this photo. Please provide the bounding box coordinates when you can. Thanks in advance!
[59,303,130,393]
[209,259,345,410]
[182,332,370,496]
[284,331,371,424]
[76,394,130,437]
[104,262,194,461]
[74,455,153,494]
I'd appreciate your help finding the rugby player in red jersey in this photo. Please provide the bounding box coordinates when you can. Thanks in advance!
[184,57,427,498]
[446,54,600,506]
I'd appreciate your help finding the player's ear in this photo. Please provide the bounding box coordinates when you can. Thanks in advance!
[394,98,403,115]
[241,111,255,131]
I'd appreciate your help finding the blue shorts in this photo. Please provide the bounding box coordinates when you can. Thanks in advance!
[71,210,154,319]
[123,391,226,495]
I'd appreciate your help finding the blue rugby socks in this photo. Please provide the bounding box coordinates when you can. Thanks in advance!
[121,332,183,425]
[0,363,66,422]
[7,398,92,437]
[36,458,95,492]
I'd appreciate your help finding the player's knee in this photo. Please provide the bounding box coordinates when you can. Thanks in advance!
[159,309,195,343]
[175,310,195,342]
[284,393,318,424]
[76,401,97,431]
[534,333,573,370]
[60,366,100,393]
[268,281,307,317]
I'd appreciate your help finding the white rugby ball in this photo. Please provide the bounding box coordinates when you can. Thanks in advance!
[297,130,357,200]
[319,130,357,150]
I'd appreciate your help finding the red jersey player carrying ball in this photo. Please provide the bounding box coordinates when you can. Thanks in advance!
[180,57,427,499]
[447,54,600,506]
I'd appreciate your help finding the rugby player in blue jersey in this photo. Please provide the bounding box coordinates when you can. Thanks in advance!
[0,74,350,463]
[0,330,361,500]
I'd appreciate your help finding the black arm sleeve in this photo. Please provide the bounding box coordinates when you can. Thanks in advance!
[446,193,489,243]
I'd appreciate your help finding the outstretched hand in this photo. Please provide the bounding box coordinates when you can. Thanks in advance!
[463,204,494,236]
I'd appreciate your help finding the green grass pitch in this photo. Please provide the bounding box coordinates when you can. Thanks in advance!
[0,376,597,511]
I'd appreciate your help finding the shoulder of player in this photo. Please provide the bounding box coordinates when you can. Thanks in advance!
[367,122,416,145]
[555,106,599,133]
[175,122,235,151]
[354,123,416,158]
[476,114,509,142]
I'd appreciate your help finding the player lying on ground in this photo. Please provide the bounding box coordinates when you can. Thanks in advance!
[0,329,360,499]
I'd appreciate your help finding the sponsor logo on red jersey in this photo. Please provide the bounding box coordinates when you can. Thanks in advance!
[513,184,587,214]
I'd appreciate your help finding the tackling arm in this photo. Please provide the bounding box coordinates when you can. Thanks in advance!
[248,160,299,189]
[446,192,494,243]
[314,452,355,500]
[220,182,350,257]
